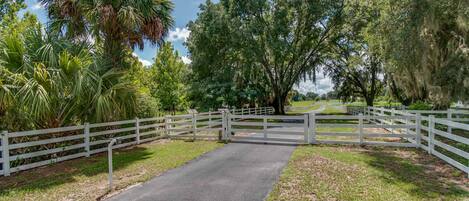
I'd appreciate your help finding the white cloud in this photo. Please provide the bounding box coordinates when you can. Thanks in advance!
[139,59,152,66]
[32,3,43,10]
[167,27,190,42]
[294,72,334,95]
[181,56,192,64]
[132,53,152,66]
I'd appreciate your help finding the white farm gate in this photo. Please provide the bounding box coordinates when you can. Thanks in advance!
[224,113,419,148]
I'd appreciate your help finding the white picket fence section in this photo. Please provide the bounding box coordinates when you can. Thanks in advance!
[366,107,469,177]
[0,107,274,176]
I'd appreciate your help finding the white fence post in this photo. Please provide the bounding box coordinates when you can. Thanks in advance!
[447,109,452,133]
[208,110,212,129]
[164,115,170,137]
[263,117,267,141]
[1,131,10,176]
[309,113,316,144]
[107,139,117,190]
[135,117,140,144]
[391,108,395,134]
[303,114,308,143]
[359,113,364,145]
[227,111,231,140]
[84,123,90,157]
[218,109,227,140]
[405,116,410,135]
[428,115,435,154]
[192,113,197,141]
[220,110,228,141]
[416,114,421,148]
[380,109,384,124]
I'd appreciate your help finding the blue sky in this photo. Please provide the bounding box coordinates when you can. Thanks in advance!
[21,0,331,94]
[22,0,213,65]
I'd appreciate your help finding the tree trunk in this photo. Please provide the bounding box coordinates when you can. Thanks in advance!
[272,92,287,115]
[103,34,125,70]
[365,96,374,106]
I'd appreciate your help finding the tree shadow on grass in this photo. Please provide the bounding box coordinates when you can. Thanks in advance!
[362,147,469,200]
[0,146,153,197]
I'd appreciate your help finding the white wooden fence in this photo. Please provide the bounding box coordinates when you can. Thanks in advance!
[2,105,467,178]
[0,107,274,176]
[367,107,469,177]
[225,113,419,147]
[223,107,467,177]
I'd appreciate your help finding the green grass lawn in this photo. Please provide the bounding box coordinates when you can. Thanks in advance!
[346,101,402,107]
[287,104,322,114]
[287,101,322,114]
[319,104,346,114]
[291,100,316,107]
[267,145,469,201]
[0,140,223,201]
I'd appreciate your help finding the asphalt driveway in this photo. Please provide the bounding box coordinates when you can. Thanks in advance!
[108,142,296,201]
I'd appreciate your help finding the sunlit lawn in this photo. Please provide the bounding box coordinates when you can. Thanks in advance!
[288,101,324,114]
[267,145,469,201]
[319,104,346,114]
[291,100,317,107]
[346,101,402,107]
[0,140,223,201]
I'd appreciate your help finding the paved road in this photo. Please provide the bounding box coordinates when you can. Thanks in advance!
[108,143,296,201]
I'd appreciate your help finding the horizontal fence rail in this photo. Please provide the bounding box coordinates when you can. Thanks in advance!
[225,113,419,147]
[0,107,274,176]
[2,105,467,178]
[366,106,469,177]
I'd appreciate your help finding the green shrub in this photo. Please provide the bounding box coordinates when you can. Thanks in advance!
[408,101,433,110]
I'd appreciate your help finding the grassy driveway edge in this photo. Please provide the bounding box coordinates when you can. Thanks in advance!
[267,145,469,201]
[0,140,223,201]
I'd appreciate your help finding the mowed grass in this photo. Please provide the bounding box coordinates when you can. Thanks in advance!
[0,140,223,201]
[291,100,316,107]
[288,101,322,114]
[346,101,402,107]
[313,101,346,115]
[267,145,469,201]
[287,104,322,114]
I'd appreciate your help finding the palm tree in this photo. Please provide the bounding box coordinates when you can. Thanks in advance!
[0,25,137,130]
[40,0,174,70]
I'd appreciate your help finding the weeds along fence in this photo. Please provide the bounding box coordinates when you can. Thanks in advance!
[0,107,274,176]
[365,107,469,177]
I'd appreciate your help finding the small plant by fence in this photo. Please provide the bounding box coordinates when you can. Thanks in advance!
[0,107,275,176]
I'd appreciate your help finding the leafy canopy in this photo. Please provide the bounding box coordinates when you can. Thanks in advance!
[187,0,344,114]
